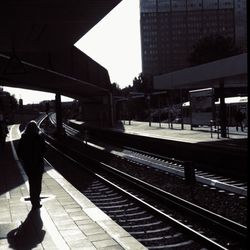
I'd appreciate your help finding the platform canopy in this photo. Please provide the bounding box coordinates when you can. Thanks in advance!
[0,0,122,99]
[154,53,247,90]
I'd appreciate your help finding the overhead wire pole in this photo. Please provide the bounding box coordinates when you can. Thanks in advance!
[180,89,184,130]
[108,92,114,127]
[147,94,151,127]
[55,92,64,136]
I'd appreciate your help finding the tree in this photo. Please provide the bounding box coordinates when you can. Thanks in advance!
[132,73,153,94]
[10,95,18,111]
[132,73,144,92]
[121,85,133,96]
[110,82,122,96]
[0,91,18,123]
[188,34,239,66]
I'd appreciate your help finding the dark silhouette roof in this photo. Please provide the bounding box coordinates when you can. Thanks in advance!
[0,1,121,98]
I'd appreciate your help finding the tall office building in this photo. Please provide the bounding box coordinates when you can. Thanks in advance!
[140,0,247,76]
[234,0,247,50]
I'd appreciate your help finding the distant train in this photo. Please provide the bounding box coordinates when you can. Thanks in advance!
[182,96,248,126]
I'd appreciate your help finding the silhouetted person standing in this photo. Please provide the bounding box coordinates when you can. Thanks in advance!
[17,121,46,210]
[234,109,244,132]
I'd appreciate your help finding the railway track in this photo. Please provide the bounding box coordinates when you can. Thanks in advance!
[34,113,247,249]
[106,146,247,196]
[46,114,247,226]
[49,112,247,197]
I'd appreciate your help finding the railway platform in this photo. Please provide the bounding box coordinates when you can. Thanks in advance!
[112,120,248,147]
[70,119,248,151]
[0,131,146,249]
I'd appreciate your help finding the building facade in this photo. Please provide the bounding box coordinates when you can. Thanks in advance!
[140,0,247,76]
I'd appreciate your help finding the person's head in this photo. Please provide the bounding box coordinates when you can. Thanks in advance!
[25,121,39,134]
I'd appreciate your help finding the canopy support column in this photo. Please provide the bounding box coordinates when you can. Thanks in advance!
[219,79,227,138]
[55,93,63,135]
[108,92,114,127]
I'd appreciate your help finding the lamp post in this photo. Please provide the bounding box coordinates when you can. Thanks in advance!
[146,94,151,127]
[180,89,184,130]
[219,79,227,138]
[158,97,161,128]
[128,94,131,125]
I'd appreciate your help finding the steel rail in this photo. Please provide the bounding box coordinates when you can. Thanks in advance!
[42,133,229,250]
[40,114,247,248]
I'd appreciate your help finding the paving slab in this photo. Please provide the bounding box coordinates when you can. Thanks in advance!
[113,121,248,144]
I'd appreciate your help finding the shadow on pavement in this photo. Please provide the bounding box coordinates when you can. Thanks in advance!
[7,209,45,249]
[0,142,26,196]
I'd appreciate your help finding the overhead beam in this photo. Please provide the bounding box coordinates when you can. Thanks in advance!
[0,49,110,99]
[154,53,247,90]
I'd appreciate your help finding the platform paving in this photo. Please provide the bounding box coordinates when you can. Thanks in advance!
[70,119,248,141]
[112,120,248,144]
[69,119,247,150]
[0,125,146,250]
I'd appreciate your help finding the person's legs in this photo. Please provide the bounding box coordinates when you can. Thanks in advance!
[240,122,244,132]
[29,173,42,209]
[236,122,239,131]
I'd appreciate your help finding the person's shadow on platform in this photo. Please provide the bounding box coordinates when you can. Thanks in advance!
[7,209,45,249]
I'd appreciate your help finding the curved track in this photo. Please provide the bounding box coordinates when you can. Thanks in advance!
[33,113,247,249]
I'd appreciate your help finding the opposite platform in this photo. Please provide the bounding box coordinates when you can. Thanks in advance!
[112,121,248,145]
[69,119,248,151]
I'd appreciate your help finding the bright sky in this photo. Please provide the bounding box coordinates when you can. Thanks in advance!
[2,0,141,105]
[1,87,63,105]
[75,0,142,88]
